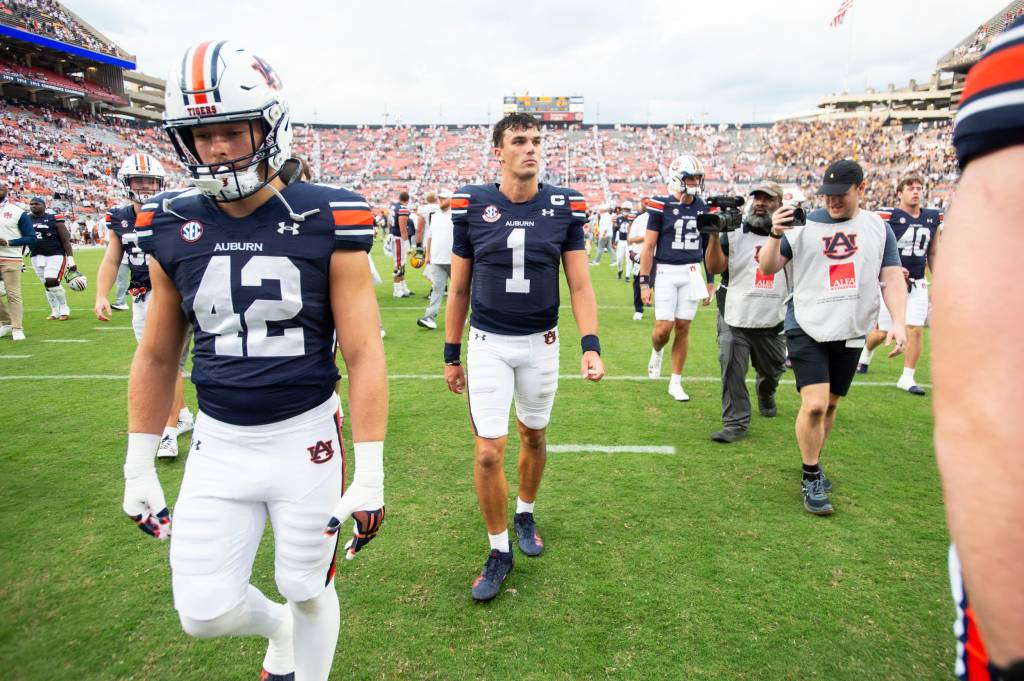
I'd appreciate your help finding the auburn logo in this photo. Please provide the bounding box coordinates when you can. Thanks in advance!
[307,439,335,464]
[821,232,858,260]
[252,56,282,90]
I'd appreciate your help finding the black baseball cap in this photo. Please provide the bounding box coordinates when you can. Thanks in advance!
[817,160,864,196]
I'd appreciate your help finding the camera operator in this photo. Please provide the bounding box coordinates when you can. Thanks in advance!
[703,183,788,443]
[758,160,907,516]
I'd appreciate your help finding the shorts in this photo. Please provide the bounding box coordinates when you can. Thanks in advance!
[170,393,345,620]
[948,545,995,681]
[467,325,560,439]
[131,296,193,370]
[785,329,862,397]
[878,280,929,329]
[31,254,68,282]
[653,263,703,321]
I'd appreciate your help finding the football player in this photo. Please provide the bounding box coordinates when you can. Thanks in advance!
[444,112,604,602]
[389,191,413,297]
[95,153,194,459]
[637,155,715,401]
[613,200,634,280]
[27,198,77,320]
[123,42,387,681]
[857,176,940,395]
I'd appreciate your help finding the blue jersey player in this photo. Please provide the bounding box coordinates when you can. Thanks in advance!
[123,42,386,681]
[388,191,413,297]
[637,154,715,402]
[95,153,194,459]
[27,198,77,320]
[444,113,605,602]
[858,175,941,395]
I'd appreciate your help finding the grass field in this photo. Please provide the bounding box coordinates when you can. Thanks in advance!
[0,245,950,680]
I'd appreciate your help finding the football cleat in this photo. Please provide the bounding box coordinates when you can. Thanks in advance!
[856,363,869,374]
[896,376,926,395]
[632,312,643,321]
[260,671,294,681]
[668,382,689,402]
[416,317,437,330]
[176,411,194,436]
[471,544,514,601]
[801,475,833,516]
[514,512,543,556]
[157,435,179,459]
[647,347,664,379]
[111,302,130,311]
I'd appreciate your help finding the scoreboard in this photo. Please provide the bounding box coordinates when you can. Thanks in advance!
[503,95,584,123]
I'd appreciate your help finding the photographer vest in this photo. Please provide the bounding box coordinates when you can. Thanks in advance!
[724,230,787,329]
[787,208,886,342]
[0,200,27,260]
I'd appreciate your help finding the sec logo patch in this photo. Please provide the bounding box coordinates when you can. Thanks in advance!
[180,220,204,243]
[482,205,501,223]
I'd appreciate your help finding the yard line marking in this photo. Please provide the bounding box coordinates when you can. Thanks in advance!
[548,444,675,455]
[0,355,32,359]
[0,373,931,389]
[42,339,93,343]
[93,326,134,330]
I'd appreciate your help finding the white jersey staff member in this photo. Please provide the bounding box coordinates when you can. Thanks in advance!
[758,160,907,516]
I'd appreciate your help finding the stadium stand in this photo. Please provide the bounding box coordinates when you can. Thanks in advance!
[0,0,122,57]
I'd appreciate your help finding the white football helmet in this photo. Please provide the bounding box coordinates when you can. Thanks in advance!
[667,155,705,197]
[117,154,167,204]
[65,271,88,292]
[621,200,634,211]
[163,41,292,202]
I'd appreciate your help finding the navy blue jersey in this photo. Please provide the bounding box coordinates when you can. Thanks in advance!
[29,212,65,256]
[106,204,151,290]
[614,214,632,241]
[138,182,374,426]
[646,195,708,265]
[877,207,942,280]
[451,183,586,335]
[389,202,410,237]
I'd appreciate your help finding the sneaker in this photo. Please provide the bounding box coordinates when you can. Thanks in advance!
[46,314,58,321]
[0,324,11,338]
[758,395,777,417]
[801,475,833,515]
[819,467,833,493]
[417,317,437,330]
[176,411,194,436]
[471,544,514,601]
[647,348,663,379]
[59,314,70,321]
[856,363,869,374]
[632,312,643,321]
[668,382,690,402]
[711,429,745,443]
[260,672,294,681]
[157,435,179,459]
[896,376,926,395]
[514,512,543,556]
[12,329,25,341]
[111,302,130,311]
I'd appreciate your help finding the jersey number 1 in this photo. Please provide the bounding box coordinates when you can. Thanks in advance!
[506,228,530,294]
[193,256,304,357]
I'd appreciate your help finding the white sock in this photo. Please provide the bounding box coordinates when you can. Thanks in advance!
[45,287,59,315]
[290,583,340,681]
[670,373,682,386]
[488,530,509,552]
[262,599,294,675]
[516,497,534,514]
[49,286,68,315]
[859,347,874,366]
[393,283,401,296]
[901,367,916,383]
[162,425,177,439]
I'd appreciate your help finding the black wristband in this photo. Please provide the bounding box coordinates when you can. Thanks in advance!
[638,275,650,285]
[581,334,601,355]
[993,661,1024,681]
[769,231,783,240]
[443,342,461,364]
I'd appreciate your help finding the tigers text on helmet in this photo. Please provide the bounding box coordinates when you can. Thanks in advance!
[667,155,705,198]
[163,41,292,202]
[117,154,167,204]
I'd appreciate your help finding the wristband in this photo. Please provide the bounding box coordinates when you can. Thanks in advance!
[581,334,601,355]
[67,255,76,267]
[993,661,1024,681]
[769,231,783,240]
[352,441,385,488]
[638,275,650,285]
[444,342,461,364]
[125,432,160,476]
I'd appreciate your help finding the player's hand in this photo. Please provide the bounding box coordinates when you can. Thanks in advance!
[581,351,605,382]
[771,206,796,232]
[323,477,385,560]
[704,282,715,306]
[445,363,466,394]
[640,287,652,306]
[95,296,112,321]
[123,466,170,540]
[885,324,907,358]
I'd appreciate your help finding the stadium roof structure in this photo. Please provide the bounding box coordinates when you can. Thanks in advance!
[937,0,1023,74]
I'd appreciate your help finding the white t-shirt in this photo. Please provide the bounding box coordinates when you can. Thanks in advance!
[427,208,454,265]
[598,212,613,238]
[627,213,648,253]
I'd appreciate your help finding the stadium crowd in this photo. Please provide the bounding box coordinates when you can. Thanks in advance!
[0,0,120,55]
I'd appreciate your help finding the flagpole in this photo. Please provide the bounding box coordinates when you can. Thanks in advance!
[845,4,854,94]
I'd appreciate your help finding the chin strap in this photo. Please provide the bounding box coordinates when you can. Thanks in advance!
[265,181,319,222]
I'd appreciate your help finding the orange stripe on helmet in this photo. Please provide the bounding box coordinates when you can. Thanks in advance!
[961,43,1024,104]
[138,154,147,173]
[191,41,213,105]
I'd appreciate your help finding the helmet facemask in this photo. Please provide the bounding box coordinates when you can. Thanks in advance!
[122,175,165,204]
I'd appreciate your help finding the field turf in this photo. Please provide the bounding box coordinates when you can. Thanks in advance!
[0,245,950,680]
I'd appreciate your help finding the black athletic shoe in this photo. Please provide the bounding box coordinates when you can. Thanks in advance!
[514,512,544,556]
[856,363,869,374]
[260,671,294,681]
[758,395,777,417]
[471,544,514,601]
[710,429,746,443]
[801,475,834,515]
[906,385,926,395]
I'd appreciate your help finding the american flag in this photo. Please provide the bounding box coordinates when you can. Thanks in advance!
[830,0,854,27]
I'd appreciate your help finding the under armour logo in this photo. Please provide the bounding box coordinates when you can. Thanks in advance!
[191,439,201,451]
[277,221,300,235]
[474,332,486,341]
[541,209,555,217]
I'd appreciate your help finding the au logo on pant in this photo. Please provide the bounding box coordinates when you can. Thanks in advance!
[307,439,335,464]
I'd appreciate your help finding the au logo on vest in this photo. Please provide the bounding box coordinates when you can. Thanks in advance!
[822,232,858,260]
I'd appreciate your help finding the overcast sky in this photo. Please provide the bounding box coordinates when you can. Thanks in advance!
[62,0,1003,125]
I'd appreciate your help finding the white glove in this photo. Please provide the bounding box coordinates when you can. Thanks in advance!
[323,442,384,560]
[123,433,171,540]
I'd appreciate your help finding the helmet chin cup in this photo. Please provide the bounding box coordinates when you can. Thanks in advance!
[191,165,263,202]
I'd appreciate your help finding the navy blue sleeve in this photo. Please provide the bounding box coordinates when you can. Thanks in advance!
[451,187,473,259]
[563,191,586,252]
[882,225,901,267]
[780,235,793,260]
[9,212,36,246]
[331,193,374,253]
[646,198,664,234]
